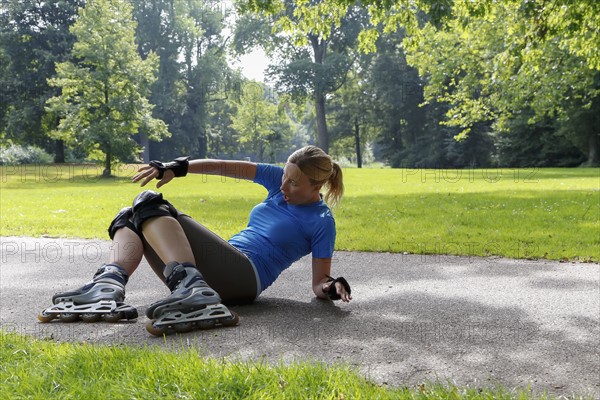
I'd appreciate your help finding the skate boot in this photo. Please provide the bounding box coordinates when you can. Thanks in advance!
[38,264,138,323]
[145,262,239,336]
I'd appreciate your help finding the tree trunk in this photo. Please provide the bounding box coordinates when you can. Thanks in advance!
[102,84,112,177]
[257,140,264,163]
[354,120,362,168]
[314,94,328,152]
[54,140,65,163]
[585,84,599,166]
[140,132,150,163]
[198,128,207,159]
[588,131,599,166]
[310,34,329,152]
[103,149,111,177]
[53,113,65,163]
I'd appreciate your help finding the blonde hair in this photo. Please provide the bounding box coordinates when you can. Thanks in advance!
[287,145,344,208]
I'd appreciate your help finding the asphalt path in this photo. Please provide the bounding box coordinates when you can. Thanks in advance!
[1,236,598,398]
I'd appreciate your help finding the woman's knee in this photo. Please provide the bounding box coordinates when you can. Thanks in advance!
[131,190,179,232]
[108,207,141,240]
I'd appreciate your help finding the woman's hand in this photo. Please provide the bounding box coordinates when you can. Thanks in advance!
[312,258,352,303]
[322,280,352,303]
[132,165,174,189]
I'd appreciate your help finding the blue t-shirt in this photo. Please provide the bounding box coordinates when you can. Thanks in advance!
[228,163,336,293]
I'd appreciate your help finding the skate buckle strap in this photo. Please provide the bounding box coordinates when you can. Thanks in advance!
[165,264,187,292]
[94,264,129,285]
[325,275,351,300]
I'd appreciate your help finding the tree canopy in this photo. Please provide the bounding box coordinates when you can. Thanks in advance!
[45,0,169,175]
[1,0,597,167]
[237,0,599,165]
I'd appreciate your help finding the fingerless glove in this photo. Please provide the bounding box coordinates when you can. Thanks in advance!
[325,275,351,300]
[149,156,190,179]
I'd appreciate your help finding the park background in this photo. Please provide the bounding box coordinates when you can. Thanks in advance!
[1,0,598,173]
[1,1,599,398]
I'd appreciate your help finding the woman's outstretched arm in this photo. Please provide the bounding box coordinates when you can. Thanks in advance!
[133,158,257,188]
[188,159,257,180]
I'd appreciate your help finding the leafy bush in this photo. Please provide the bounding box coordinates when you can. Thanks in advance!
[0,144,54,165]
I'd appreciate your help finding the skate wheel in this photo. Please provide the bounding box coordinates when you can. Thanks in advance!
[196,320,216,330]
[37,312,57,323]
[146,320,167,336]
[172,322,195,333]
[122,309,138,320]
[81,313,102,323]
[220,311,240,327]
[102,312,123,323]
[58,313,80,323]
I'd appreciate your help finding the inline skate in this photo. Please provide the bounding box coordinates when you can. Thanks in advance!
[145,262,239,336]
[38,264,138,323]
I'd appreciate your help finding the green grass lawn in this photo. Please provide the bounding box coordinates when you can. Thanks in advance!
[1,164,598,261]
[0,331,555,399]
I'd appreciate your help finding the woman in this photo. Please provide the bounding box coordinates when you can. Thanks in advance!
[39,145,352,335]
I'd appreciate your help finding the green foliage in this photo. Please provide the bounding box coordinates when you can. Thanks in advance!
[206,92,244,159]
[2,0,598,167]
[0,0,83,154]
[0,144,54,165]
[326,62,378,167]
[233,0,368,151]
[230,81,295,162]
[241,0,600,166]
[243,0,600,75]
[401,1,600,165]
[351,29,495,168]
[45,0,169,174]
[133,0,233,160]
[232,13,275,54]
[237,0,443,51]
[496,113,586,168]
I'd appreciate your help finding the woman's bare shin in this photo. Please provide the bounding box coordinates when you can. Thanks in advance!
[141,216,196,266]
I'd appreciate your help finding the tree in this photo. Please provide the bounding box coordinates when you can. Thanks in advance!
[241,0,599,71]
[237,0,448,52]
[206,94,241,159]
[365,31,427,167]
[233,1,366,153]
[133,0,233,161]
[46,0,169,175]
[495,112,586,167]
[0,0,83,161]
[327,65,377,167]
[403,1,599,165]
[241,0,600,166]
[230,81,294,162]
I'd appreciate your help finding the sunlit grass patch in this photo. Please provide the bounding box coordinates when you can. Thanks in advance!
[1,164,598,261]
[0,331,566,399]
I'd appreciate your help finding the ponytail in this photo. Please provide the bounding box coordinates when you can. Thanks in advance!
[324,162,344,208]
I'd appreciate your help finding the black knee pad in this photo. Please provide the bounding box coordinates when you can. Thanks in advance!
[108,207,142,240]
[131,190,178,231]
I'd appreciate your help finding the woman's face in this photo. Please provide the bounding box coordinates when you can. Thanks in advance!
[281,163,321,205]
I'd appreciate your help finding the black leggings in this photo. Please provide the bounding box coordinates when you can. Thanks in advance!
[142,213,259,306]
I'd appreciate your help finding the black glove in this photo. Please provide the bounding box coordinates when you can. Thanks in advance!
[149,156,190,179]
[325,275,351,300]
